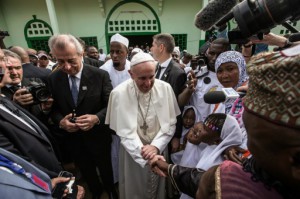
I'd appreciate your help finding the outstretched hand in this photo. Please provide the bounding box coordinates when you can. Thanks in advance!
[223,145,248,165]
[148,155,168,177]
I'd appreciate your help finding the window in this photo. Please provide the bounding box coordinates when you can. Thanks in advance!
[172,34,187,52]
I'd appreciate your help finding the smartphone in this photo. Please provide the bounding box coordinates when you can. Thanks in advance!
[52,171,73,199]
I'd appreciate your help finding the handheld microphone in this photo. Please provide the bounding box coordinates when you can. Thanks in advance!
[204,88,246,104]
[194,0,238,31]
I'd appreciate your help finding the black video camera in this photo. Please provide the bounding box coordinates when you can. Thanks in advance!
[0,31,9,37]
[234,0,300,38]
[26,81,51,104]
[211,0,300,44]
[229,0,300,41]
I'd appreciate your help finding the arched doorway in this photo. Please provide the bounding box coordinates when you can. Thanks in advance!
[105,0,161,50]
[24,15,53,53]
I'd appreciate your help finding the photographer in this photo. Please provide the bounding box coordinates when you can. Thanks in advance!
[1,49,53,125]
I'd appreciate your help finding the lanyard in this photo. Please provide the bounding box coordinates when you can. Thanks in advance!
[0,154,50,191]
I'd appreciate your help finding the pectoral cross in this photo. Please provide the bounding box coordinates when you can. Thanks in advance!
[140,121,148,135]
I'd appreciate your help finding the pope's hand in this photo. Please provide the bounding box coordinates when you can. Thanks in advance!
[141,145,159,160]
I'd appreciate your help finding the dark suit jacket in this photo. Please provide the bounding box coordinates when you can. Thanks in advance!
[159,59,187,138]
[0,148,52,199]
[84,57,104,68]
[48,64,113,154]
[160,59,187,99]
[22,63,51,84]
[0,96,62,178]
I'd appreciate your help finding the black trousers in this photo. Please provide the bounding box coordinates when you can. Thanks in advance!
[69,131,115,198]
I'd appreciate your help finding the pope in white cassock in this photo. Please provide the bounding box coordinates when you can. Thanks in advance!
[106,52,181,199]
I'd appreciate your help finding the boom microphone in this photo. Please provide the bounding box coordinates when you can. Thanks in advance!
[204,88,246,104]
[289,33,300,42]
[194,0,238,31]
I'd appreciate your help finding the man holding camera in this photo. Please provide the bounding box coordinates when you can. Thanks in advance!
[0,48,62,177]
[1,49,52,124]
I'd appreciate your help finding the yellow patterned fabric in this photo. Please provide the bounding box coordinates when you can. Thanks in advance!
[244,50,300,129]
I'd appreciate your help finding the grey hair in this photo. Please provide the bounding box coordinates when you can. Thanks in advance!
[2,49,22,62]
[48,34,83,54]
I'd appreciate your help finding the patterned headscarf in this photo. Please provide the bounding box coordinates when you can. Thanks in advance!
[244,46,300,129]
[215,51,248,89]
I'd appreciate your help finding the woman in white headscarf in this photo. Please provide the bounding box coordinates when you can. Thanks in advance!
[213,51,249,148]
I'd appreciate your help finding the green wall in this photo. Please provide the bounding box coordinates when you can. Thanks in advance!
[0,0,299,54]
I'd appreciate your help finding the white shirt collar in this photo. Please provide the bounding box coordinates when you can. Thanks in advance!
[68,63,83,79]
[159,57,172,68]
[6,83,22,88]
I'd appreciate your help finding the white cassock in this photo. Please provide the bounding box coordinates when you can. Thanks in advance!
[100,59,131,88]
[106,79,180,199]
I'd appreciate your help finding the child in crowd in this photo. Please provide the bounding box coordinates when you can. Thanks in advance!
[171,106,198,164]
[179,113,242,199]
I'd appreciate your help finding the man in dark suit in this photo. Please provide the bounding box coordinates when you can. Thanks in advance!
[48,34,115,199]
[0,48,62,178]
[151,33,187,154]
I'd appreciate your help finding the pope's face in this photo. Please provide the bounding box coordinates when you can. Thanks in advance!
[129,61,155,93]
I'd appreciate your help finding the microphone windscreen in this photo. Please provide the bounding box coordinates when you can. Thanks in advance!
[289,33,300,42]
[194,0,238,31]
[204,91,226,104]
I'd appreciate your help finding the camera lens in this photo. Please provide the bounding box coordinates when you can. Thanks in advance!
[233,0,300,37]
[36,88,50,102]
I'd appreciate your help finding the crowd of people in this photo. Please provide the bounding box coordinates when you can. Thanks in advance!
[0,17,299,199]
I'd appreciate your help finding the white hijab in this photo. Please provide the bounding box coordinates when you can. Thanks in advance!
[195,114,242,170]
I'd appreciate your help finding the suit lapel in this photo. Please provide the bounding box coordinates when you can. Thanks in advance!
[60,72,75,108]
[161,60,173,81]
[77,65,90,106]
[0,108,48,143]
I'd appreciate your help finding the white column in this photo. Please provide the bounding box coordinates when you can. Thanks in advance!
[45,0,60,34]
